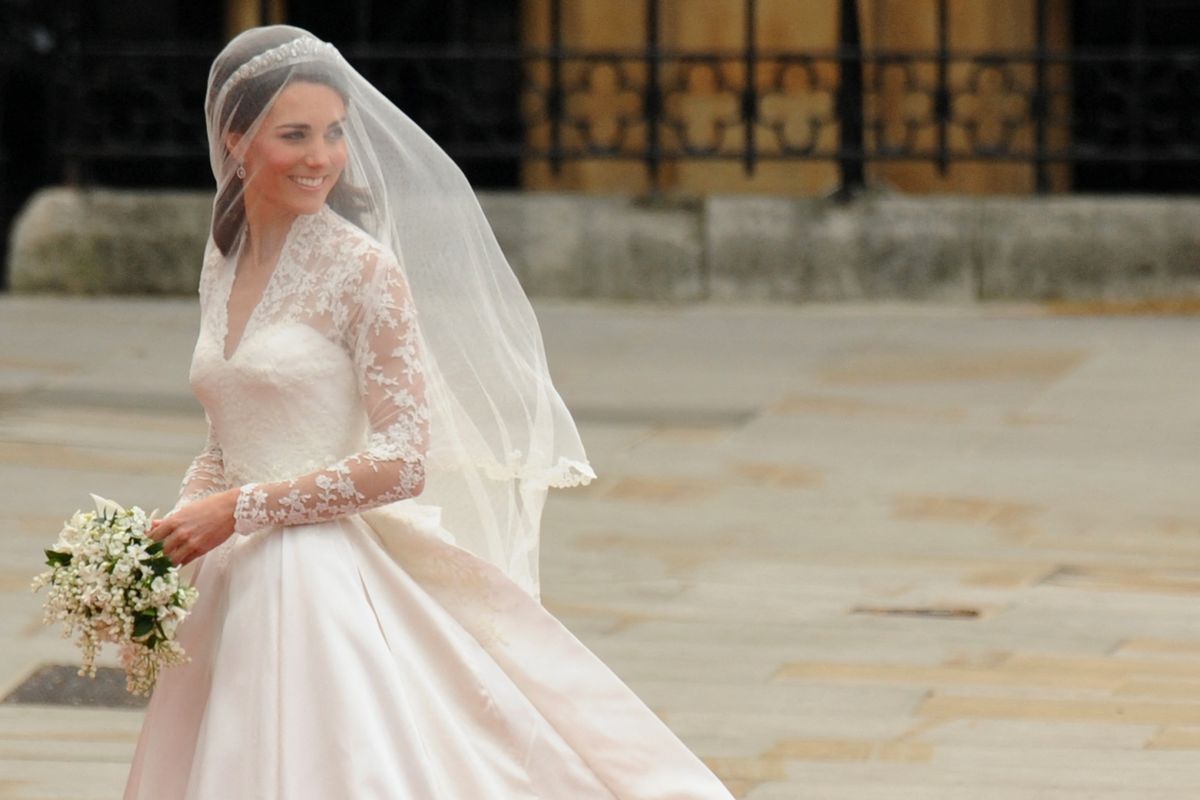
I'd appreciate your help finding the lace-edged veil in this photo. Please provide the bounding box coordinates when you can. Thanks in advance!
[205,25,594,595]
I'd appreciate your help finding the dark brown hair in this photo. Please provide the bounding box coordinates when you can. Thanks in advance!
[209,33,366,255]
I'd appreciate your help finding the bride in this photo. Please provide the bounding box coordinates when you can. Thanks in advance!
[123,25,734,799]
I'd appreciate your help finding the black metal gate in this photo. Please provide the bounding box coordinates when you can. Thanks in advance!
[31,0,1200,197]
[3,0,1200,288]
[1072,0,1200,192]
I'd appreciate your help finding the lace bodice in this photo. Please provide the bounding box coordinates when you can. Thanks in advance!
[177,206,430,534]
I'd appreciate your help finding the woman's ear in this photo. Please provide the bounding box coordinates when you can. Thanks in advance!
[224,131,244,157]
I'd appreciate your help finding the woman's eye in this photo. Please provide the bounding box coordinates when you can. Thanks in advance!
[327,126,345,141]
[282,131,305,141]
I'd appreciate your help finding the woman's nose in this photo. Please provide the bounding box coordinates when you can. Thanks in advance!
[304,142,332,168]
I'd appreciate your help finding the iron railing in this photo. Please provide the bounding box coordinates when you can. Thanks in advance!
[22,0,1200,196]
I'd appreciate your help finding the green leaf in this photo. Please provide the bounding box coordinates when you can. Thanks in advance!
[44,550,71,567]
[144,633,159,649]
[150,556,172,576]
[145,540,164,555]
[132,613,156,639]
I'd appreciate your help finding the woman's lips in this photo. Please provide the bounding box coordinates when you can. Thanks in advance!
[289,175,326,190]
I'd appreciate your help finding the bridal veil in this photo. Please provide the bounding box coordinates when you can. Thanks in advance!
[205,25,594,596]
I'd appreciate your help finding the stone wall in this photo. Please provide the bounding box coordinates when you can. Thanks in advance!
[8,186,1200,302]
[8,189,213,294]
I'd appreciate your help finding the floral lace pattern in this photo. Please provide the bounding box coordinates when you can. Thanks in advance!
[185,206,430,535]
[173,415,230,513]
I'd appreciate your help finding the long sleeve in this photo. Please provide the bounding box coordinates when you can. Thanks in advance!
[231,254,430,534]
[171,415,230,513]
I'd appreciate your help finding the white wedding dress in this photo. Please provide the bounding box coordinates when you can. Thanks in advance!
[123,206,733,799]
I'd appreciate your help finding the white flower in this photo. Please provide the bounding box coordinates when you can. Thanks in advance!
[89,494,126,519]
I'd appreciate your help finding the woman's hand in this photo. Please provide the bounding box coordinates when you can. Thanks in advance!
[150,488,240,566]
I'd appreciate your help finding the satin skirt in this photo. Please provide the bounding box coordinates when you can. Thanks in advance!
[122,504,733,799]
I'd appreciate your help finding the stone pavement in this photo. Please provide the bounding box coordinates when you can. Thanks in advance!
[1,296,1200,799]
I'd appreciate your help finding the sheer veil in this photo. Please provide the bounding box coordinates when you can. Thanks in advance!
[205,25,594,595]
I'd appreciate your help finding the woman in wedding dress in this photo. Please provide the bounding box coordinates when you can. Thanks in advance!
[123,25,734,800]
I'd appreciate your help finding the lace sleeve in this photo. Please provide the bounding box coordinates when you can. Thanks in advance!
[231,252,430,534]
[172,414,229,513]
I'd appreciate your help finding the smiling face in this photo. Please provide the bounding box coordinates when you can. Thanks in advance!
[235,80,348,220]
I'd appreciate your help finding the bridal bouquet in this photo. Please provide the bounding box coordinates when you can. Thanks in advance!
[31,495,199,696]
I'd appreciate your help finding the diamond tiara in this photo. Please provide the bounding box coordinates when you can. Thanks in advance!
[219,36,343,97]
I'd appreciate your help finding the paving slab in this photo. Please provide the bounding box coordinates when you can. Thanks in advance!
[1,296,1199,798]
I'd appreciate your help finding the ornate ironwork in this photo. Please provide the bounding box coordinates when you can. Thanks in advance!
[25,0,1200,196]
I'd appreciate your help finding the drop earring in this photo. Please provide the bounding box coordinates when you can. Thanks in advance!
[236,163,246,180]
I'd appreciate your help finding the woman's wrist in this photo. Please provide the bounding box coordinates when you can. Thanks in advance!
[215,487,241,535]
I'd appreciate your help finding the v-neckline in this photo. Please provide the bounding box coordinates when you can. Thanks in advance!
[220,216,302,362]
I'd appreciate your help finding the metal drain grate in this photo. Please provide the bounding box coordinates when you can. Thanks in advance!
[2,664,148,709]
[852,606,982,620]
